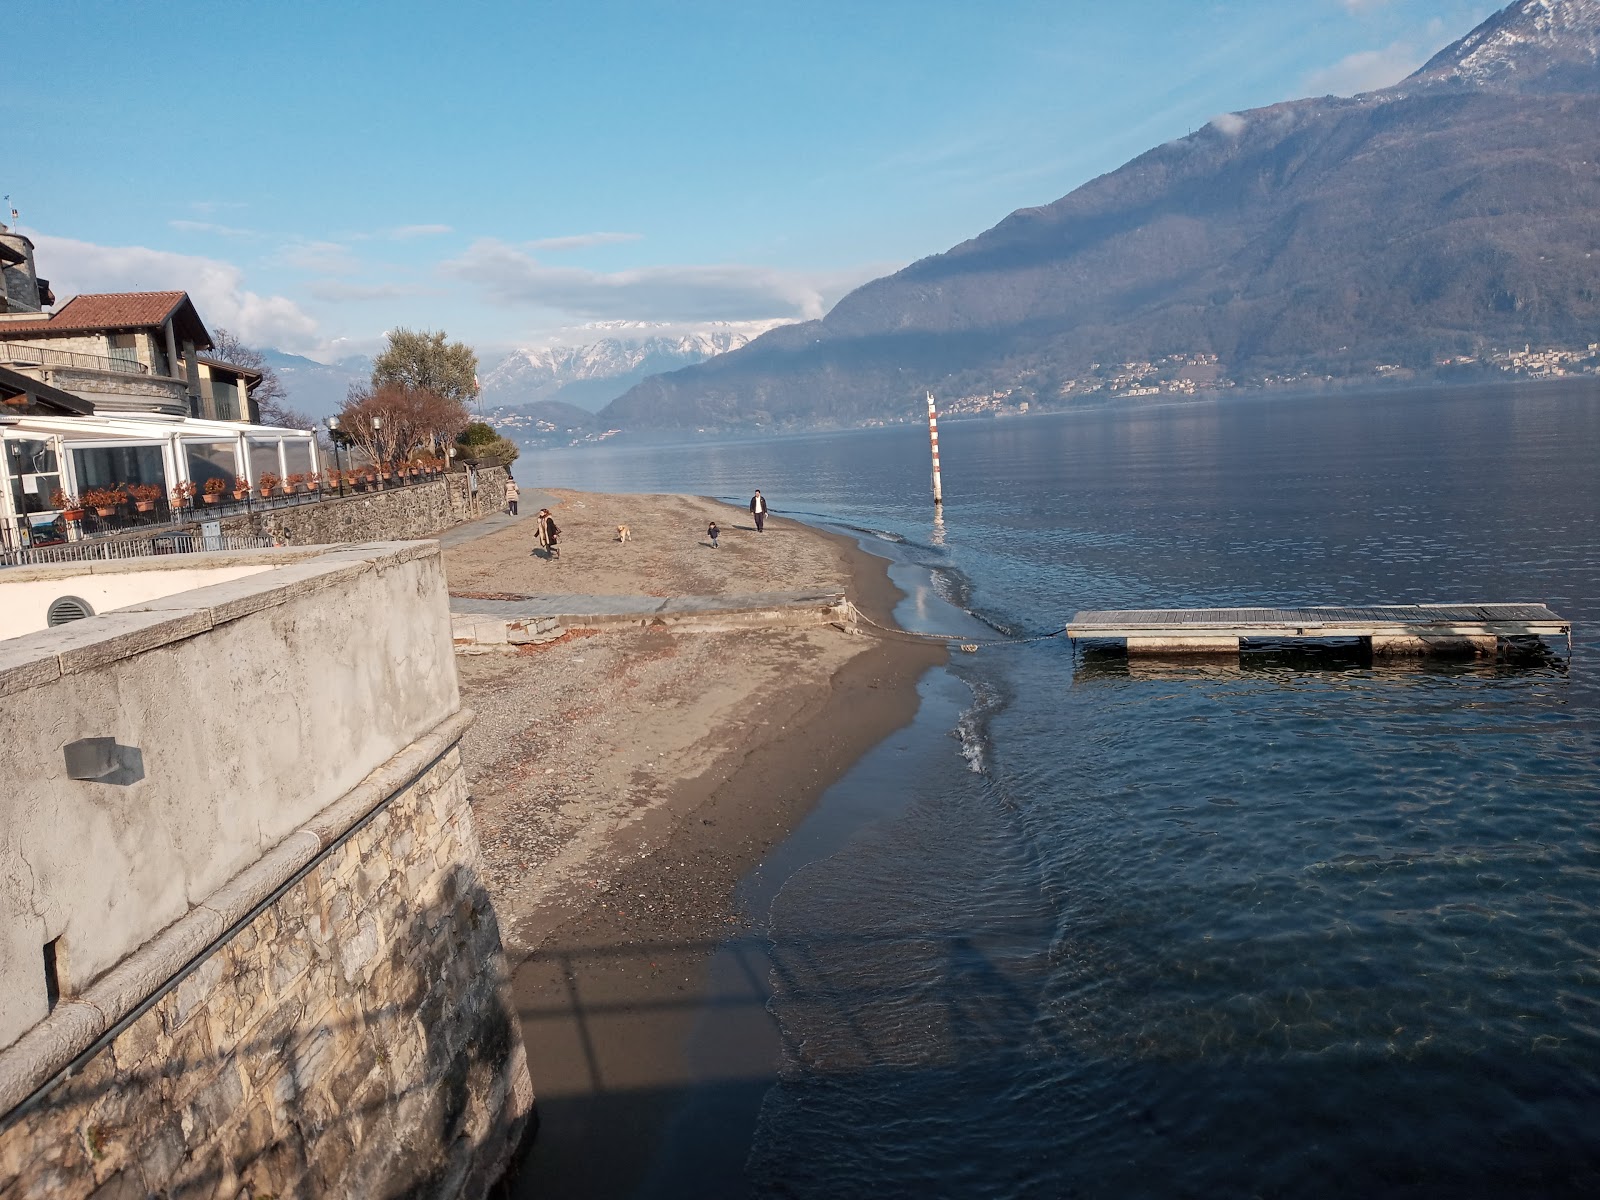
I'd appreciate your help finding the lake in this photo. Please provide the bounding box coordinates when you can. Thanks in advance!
[515,380,1600,1198]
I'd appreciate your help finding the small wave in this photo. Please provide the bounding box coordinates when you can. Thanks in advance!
[952,676,1006,775]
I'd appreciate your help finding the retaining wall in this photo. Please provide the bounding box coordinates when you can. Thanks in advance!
[0,543,531,1198]
[217,466,509,547]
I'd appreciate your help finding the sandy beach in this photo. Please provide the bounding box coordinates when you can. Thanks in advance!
[445,490,944,1196]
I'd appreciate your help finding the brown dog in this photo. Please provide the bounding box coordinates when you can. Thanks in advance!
[616,524,631,543]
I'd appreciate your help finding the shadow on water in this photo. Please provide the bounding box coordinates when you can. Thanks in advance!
[1073,638,1571,682]
[504,922,1600,1200]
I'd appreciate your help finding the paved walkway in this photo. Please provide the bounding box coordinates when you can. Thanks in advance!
[434,490,558,549]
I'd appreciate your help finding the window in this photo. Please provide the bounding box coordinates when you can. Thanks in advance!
[5,437,61,514]
[72,444,165,491]
[107,332,139,370]
[210,372,241,421]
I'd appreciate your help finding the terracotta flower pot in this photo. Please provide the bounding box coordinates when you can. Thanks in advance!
[202,494,219,505]
[135,501,155,513]
[95,506,116,518]
[63,508,84,521]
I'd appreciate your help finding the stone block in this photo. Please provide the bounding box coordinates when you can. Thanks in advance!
[51,610,215,676]
[0,644,61,700]
[164,954,226,1035]
[134,1119,185,1192]
[86,1171,147,1200]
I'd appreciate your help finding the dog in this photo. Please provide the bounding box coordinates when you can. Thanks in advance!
[616,524,631,543]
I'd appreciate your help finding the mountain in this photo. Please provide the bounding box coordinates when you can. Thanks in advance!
[480,324,778,412]
[484,398,598,437]
[602,0,1600,431]
[262,350,373,419]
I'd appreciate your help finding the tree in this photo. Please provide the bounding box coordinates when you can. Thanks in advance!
[454,421,519,469]
[210,328,314,430]
[337,383,471,469]
[371,328,479,407]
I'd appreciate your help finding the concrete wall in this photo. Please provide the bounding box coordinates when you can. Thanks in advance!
[0,562,273,640]
[0,542,531,1197]
[0,543,459,1048]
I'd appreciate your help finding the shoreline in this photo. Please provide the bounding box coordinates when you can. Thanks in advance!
[446,496,945,1197]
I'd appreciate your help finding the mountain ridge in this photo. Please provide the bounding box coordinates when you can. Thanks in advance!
[600,0,1600,431]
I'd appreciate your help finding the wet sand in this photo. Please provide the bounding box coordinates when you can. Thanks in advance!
[447,492,944,1196]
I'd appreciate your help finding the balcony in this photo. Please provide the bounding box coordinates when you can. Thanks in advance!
[0,342,151,376]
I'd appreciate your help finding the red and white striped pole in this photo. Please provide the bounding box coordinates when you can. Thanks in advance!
[927,390,943,506]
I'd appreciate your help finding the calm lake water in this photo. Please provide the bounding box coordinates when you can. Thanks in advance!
[515,381,1600,1198]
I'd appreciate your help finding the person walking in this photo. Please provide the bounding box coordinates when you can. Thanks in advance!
[534,508,560,559]
[707,521,720,548]
[504,477,519,516]
[749,489,768,533]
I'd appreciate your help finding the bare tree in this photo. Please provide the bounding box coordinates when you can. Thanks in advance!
[338,383,470,469]
[210,328,314,429]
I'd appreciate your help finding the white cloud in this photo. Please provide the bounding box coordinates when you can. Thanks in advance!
[168,219,258,238]
[443,238,890,323]
[527,232,644,252]
[385,224,453,240]
[1208,112,1248,137]
[30,233,321,352]
[309,280,428,303]
[1304,41,1422,95]
[277,239,363,274]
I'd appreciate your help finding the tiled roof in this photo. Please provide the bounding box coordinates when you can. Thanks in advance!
[0,291,212,348]
[19,291,189,332]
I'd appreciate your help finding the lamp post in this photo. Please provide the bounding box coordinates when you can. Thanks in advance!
[371,415,385,482]
[326,416,347,496]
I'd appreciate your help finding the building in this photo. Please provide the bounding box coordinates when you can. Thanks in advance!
[0,225,319,554]
[1,223,263,421]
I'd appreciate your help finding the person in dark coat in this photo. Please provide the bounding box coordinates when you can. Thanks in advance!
[534,508,560,559]
[749,489,768,532]
[707,521,720,548]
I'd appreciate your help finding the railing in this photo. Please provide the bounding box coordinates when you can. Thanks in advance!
[0,342,152,376]
[2,468,453,567]
[1,529,274,567]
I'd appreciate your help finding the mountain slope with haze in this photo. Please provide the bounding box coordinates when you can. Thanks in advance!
[603,0,1600,430]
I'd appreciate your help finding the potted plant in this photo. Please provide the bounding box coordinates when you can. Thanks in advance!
[258,472,280,499]
[51,488,84,521]
[170,480,196,509]
[202,477,226,504]
[51,488,82,517]
[286,472,307,494]
[232,476,250,501]
[129,482,163,513]
[84,485,126,517]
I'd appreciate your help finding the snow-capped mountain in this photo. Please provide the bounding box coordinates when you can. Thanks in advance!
[1410,0,1600,93]
[480,323,785,412]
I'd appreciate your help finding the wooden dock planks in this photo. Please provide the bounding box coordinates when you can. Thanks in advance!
[1066,603,1570,653]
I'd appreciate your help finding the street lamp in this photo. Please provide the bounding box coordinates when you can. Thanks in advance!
[326,416,347,496]
[371,415,385,477]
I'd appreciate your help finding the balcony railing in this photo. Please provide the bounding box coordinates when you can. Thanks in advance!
[2,466,452,566]
[0,342,152,376]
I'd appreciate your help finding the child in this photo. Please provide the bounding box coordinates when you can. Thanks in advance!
[707,521,720,548]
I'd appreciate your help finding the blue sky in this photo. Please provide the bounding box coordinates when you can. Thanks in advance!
[8,0,1501,362]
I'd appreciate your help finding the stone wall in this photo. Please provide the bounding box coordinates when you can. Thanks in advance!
[218,466,509,547]
[0,543,531,1198]
[0,738,532,1199]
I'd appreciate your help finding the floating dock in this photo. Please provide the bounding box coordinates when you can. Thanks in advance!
[1066,603,1571,656]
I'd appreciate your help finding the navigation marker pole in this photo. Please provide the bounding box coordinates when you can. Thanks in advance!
[927,391,943,506]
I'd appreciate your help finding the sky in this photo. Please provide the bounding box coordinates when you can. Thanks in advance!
[7,0,1503,364]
